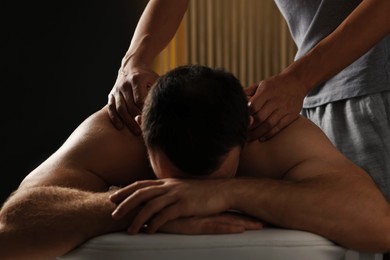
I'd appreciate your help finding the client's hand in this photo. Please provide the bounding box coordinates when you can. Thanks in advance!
[109,178,234,234]
[156,212,263,235]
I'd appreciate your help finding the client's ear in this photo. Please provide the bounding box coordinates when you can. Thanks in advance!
[135,115,142,127]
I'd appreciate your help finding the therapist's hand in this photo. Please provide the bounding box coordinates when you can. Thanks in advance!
[246,74,306,141]
[107,65,159,134]
[157,213,263,235]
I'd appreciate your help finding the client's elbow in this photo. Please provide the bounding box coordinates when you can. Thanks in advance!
[361,209,390,253]
[0,188,31,228]
[377,215,390,253]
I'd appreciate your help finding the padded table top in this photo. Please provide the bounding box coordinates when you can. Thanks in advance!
[59,227,347,260]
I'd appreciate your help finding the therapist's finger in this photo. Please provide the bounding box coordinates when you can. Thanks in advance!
[247,82,268,115]
[107,94,124,130]
[249,100,276,130]
[248,107,282,141]
[244,84,258,97]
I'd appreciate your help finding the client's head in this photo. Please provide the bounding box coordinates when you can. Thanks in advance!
[140,64,249,179]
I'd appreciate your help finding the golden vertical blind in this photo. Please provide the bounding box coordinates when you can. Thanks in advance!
[152,0,297,87]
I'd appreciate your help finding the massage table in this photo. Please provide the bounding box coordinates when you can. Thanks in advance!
[58,227,382,260]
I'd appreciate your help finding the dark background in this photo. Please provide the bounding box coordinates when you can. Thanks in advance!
[1,1,147,204]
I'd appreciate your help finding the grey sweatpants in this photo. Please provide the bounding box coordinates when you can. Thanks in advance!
[301,91,390,202]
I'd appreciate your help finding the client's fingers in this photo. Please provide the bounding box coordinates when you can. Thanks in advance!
[128,196,179,234]
[111,185,167,220]
[157,218,246,235]
[203,222,245,234]
[214,213,263,230]
[110,180,164,203]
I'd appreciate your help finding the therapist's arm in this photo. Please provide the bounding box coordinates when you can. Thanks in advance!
[285,0,390,91]
[248,0,390,140]
[122,0,189,70]
[108,0,189,131]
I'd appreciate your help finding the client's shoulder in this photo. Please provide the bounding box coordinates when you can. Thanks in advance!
[260,115,332,149]
[76,105,131,139]
[239,115,340,178]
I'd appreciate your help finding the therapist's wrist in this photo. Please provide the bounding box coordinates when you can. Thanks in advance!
[268,66,311,103]
[286,42,340,94]
[120,52,153,75]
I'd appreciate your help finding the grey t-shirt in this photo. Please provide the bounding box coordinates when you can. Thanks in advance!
[274,0,390,108]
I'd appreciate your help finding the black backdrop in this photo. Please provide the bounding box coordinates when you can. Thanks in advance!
[0,1,147,204]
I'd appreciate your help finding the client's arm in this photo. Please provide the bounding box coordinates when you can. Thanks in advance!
[232,116,390,252]
[0,186,130,260]
[0,106,151,259]
[229,164,390,252]
[109,117,390,253]
[0,106,259,260]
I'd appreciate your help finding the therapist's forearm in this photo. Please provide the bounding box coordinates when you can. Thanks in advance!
[122,0,189,69]
[283,0,390,92]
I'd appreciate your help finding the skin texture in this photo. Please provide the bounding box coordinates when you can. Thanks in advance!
[107,0,189,132]
[108,0,390,140]
[1,105,389,259]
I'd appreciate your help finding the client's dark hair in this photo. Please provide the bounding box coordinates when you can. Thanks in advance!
[142,64,249,176]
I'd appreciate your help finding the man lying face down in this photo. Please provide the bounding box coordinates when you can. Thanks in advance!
[1,65,389,260]
[141,65,249,179]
